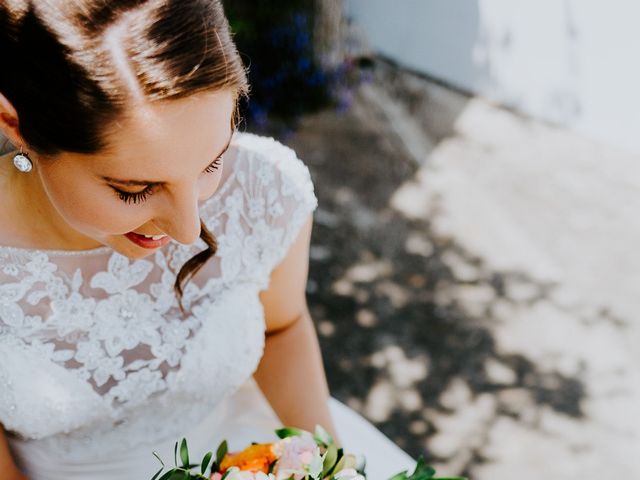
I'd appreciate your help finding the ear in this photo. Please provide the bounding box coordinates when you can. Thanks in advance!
[0,92,23,149]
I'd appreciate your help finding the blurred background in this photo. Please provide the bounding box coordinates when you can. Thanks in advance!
[223,1,640,478]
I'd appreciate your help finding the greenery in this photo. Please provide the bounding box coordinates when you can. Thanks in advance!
[150,426,468,480]
[223,1,353,133]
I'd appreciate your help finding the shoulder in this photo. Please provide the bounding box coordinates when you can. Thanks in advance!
[230,132,301,166]
[229,133,316,206]
[216,133,318,284]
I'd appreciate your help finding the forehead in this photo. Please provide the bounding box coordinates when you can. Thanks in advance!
[82,90,235,174]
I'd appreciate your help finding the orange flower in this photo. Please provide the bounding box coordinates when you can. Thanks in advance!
[219,443,278,474]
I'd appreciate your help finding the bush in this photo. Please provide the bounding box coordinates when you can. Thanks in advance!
[224,1,334,132]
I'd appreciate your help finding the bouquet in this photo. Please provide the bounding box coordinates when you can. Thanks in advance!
[150,425,466,480]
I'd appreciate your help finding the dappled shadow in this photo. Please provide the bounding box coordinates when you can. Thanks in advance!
[279,63,587,474]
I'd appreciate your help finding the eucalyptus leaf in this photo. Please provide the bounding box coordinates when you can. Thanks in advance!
[201,452,213,475]
[180,439,189,468]
[216,440,228,466]
[327,449,344,478]
[332,455,346,475]
[275,427,305,439]
[334,453,357,472]
[322,444,338,477]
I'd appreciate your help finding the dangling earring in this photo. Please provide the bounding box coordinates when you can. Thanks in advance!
[13,147,33,173]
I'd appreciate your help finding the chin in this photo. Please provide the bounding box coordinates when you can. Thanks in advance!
[123,249,155,260]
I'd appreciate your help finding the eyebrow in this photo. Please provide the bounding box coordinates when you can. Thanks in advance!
[101,132,234,187]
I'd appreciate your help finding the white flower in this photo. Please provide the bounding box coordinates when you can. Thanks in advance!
[333,468,365,480]
[223,467,276,480]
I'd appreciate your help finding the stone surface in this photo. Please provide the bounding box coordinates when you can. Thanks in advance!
[277,58,640,478]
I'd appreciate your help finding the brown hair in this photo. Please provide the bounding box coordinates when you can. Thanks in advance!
[0,0,249,310]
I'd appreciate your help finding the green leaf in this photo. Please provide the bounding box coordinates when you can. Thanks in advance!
[150,451,167,480]
[313,424,334,446]
[180,438,189,468]
[174,442,179,467]
[221,470,232,480]
[200,452,213,475]
[168,471,189,480]
[275,427,306,439]
[153,451,166,468]
[322,444,338,477]
[388,472,409,480]
[159,469,178,480]
[410,457,435,479]
[150,467,165,480]
[216,440,228,466]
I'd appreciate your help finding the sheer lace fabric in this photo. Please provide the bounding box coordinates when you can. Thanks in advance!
[0,133,317,462]
[0,133,417,480]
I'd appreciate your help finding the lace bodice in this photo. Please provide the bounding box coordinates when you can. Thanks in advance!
[0,133,318,462]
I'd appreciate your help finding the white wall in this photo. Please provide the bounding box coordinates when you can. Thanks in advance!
[345,0,640,155]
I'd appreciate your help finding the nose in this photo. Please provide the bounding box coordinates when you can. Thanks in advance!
[154,186,202,245]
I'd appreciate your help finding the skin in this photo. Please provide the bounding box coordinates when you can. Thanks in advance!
[0,90,340,478]
[0,90,234,256]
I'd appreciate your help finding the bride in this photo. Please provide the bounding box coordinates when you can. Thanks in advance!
[0,1,416,479]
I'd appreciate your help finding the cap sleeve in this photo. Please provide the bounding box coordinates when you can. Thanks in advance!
[230,134,318,287]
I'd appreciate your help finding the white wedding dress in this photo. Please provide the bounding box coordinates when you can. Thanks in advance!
[0,133,416,480]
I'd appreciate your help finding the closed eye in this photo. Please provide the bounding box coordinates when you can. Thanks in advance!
[112,154,224,205]
[113,186,155,204]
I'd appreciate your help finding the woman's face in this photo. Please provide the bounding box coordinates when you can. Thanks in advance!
[33,89,235,259]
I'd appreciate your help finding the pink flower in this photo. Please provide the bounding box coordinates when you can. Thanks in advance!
[273,433,323,480]
[211,473,223,480]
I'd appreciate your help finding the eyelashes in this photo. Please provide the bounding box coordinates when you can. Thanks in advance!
[203,155,223,173]
[113,155,223,205]
[114,188,155,204]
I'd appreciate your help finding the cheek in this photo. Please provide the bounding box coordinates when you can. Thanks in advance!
[198,167,226,203]
[41,175,144,234]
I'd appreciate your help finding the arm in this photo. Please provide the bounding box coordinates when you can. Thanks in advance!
[0,426,27,480]
[254,214,342,447]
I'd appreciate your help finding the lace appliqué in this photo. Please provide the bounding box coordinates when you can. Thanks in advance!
[0,133,318,454]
